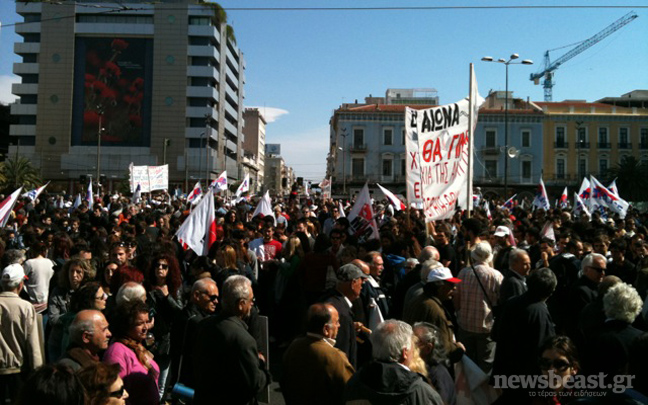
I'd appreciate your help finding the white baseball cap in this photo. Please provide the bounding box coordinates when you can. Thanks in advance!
[2,263,27,283]
[494,225,511,237]
[427,267,461,284]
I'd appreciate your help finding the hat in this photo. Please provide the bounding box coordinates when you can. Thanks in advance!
[336,263,369,282]
[471,241,493,264]
[427,267,461,284]
[2,263,27,284]
[494,225,511,237]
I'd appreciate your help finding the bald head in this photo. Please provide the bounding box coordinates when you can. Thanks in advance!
[69,310,111,353]
[419,246,440,262]
[351,259,371,275]
[306,303,339,338]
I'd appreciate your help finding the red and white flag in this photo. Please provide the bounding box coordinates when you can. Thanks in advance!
[175,192,216,255]
[608,178,619,197]
[235,173,250,197]
[573,192,591,219]
[0,187,23,227]
[252,191,275,224]
[210,171,228,193]
[338,201,346,218]
[347,183,379,242]
[533,178,550,211]
[187,181,202,205]
[376,183,406,211]
[558,187,569,209]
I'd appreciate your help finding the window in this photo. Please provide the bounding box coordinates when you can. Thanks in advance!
[402,129,406,145]
[556,127,566,147]
[577,127,587,146]
[579,159,587,178]
[353,128,364,148]
[557,159,565,179]
[485,160,497,177]
[382,159,393,176]
[522,160,531,181]
[352,158,364,177]
[401,158,406,176]
[642,128,648,147]
[619,128,629,147]
[485,130,496,147]
[522,130,531,148]
[383,128,393,146]
[599,159,608,176]
[599,127,609,147]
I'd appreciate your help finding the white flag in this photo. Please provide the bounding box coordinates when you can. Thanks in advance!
[22,182,49,202]
[252,191,275,225]
[133,184,142,204]
[187,181,202,205]
[0,187,23,227]
[86,180,93,209]
[533,178,551,211]
[175,192,216,255]
[541,221,556,242]
[573,192,591,219]
[482,199,492,220]
[578,177,591,210]
[376,183,406,211]
[608,178,619,197]
[590,176,629,219]
[210,171,228,193]
[558,187,569,209]
[235,173,250,197]
[338,201,346,218]
[347,183,379,242]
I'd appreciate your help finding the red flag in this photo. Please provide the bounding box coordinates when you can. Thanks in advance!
[175,192,216,255]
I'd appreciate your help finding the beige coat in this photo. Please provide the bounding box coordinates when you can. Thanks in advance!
[0,292,43,374]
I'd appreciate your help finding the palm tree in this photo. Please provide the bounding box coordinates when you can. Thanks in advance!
[0,156,42,193]
[607,156,648,202]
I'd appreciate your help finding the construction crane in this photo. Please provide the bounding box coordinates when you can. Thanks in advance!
[530,11,638,102]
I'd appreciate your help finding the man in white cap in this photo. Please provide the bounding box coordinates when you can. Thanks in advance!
[0,263,43,402]
[403,267,466,364]
[493,225,514,272]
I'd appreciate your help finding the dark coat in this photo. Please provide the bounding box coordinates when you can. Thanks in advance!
[169,303,209,387]
[193,314,269,405]
[499,269,527,305]
[324,289,358,368]
[591,319,643,376]
[343,361,443,405]
[492,292,555,377]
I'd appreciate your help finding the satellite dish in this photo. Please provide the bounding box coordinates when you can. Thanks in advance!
[507,147,519,158]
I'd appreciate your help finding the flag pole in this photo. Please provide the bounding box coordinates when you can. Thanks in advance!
[466,63,474,219]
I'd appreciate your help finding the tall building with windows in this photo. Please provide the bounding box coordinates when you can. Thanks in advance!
[10,0,245,191]
[242,108,266,193]
[538,98,648,187]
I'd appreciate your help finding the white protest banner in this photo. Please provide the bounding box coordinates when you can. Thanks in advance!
[129,164,169,192]
[408,100,472,221]
[405,118,423,208]
[347,183,379,243]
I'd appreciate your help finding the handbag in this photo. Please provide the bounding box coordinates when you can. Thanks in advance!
[170,315,196,403]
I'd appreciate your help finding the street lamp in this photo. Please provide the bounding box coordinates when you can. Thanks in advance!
[96,105,105,193]
[482,54,533,197]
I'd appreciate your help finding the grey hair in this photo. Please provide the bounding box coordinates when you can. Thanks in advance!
[191,278,217,295]
[371,320,413,363]
[471,242,493,264]
[420,259,442,282]
[508,248,529,268]
[581,253,606,272]
[418,246,440,263]
[405,258,419,267]
[115,282,146,306]
[413,322,447,363]
[4,249,26,265]
[1,278,22,291]
[604,283,643,324]
[222,275,251,311]
[68,311,102,346]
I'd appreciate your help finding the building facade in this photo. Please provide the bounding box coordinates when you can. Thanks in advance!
[264,155,294,196]
[241,108,266,193]
[538,99,648,188]
[10,0,245,191]
[474,91,544,197]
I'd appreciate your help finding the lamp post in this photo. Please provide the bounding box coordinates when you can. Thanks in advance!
[96,105,105,194]
[482,54,533,198]
[575,121,584,181]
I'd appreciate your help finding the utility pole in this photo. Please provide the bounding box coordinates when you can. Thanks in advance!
[205,114,211,182]
[163,138,170,165]
[96,106,104,194]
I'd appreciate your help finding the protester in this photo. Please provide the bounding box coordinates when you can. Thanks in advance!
[78,362,130,405]
[59,309,112,371]
[14,364,86,405]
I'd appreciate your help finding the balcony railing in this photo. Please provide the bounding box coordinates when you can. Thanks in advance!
[598,142,611,149]
[575,141,590,148]
[618,142,632,149]
[480,147,500,155]
[554,141,568,148]
[350,144,367,152]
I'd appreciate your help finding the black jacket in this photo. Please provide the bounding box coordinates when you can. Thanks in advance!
[344,360,443,405]
[323,289,358,368]
[193,314,269,405]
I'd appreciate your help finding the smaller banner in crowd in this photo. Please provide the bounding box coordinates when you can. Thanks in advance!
[533,177,551,211]
[187,182,202,205]
[573,192,591,219]
[501,194,517,210]
[129,164,169,192]
[22,182,49,202]
[347,183,379,243]
[236,173,250,197]
[86,181,93,209]
[590,176,629,219]
[210,171,228,193]
[175,189,216,255]
[0,188,23,227]
[376,183,406,211]
[558,187,569,209]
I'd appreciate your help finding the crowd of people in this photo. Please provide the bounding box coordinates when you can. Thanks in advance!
[1,188,648,405]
